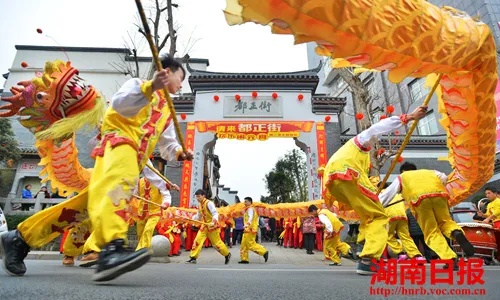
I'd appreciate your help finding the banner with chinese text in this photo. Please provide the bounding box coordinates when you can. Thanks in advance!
[179,122,195,208]
[195,121,314,141]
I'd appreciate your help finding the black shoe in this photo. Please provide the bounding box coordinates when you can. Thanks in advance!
[225,253,231,265]
[186,257,197,264]
[238,260,249,264]
[263,251,269,263]
[342,249,357,261]
[452,230,475,257]
[92,239,150,282]
[0,230,30,276]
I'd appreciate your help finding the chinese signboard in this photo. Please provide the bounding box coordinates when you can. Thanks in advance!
[179,122,195,208]
[223,95,283,118]
[195,121,314,141]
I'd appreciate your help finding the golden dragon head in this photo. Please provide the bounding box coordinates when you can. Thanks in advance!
[0,60,104,140]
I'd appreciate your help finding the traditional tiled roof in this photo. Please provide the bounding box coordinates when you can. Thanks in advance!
[311,96,346,114]
[187,63,321,92]
[172,95,195,112]
[19,147,38,154]
[340,135,448,149]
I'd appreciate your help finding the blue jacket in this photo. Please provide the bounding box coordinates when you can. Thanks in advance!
[22,189,32,199]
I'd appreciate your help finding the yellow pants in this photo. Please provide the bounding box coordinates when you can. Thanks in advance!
[136,216,161,250]
[356,222,366,244]
[62,218,93,257]
[327,180,388,259]
[324,234,351,263]
[88,143,139,248]
[190,228,229,259]
[240,232,267,261]
[412,197,463,260]
[387,219,422,258]
[82,231,101,254]
[17,189,89,249]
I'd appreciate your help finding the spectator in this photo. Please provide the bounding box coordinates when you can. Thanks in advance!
[35,186,51,209]
[21,184,33,211]
[302,216,317,254]
[233,217,244,245]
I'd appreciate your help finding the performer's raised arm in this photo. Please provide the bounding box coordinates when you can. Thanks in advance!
[357,106,428,147]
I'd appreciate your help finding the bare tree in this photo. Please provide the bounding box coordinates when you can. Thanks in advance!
[336,67,414,177]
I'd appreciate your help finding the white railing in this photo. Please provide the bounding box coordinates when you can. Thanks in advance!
[0,196,66,215]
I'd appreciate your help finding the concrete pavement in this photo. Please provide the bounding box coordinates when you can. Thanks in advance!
[26,242,358,266]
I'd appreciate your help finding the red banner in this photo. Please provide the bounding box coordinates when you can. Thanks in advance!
[195,121,314,141]
[179,122,195,208]
[316,122,328,167]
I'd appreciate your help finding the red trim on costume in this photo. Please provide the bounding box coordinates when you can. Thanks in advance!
[389,216,408,222]
[91,133,137,158]
[353,136,371,152]
[411,192,450,207]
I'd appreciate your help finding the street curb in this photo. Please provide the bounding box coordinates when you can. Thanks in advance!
[24,252,171,263]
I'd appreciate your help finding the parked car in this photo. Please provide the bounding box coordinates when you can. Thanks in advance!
[450,202,477,223]
[0,207,8,233]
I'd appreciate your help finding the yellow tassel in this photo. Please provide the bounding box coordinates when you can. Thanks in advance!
[279,230,285,239]
[35,96,105,140]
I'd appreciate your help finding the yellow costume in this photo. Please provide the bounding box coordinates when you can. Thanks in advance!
[381,169,464,260]
[189,198,230,259]
[240,206,268,262]
[87,79,183,250]
[484,197,500,228]
[319,209,350,264]
[322,136,389,260]
[385,194,422,259]
[135,177,163,250]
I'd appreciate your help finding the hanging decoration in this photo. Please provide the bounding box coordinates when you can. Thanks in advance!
[272,92,278,99]
[386,105,395,114]
[252,91,258,98]
[324,116,331,122]
[234,94,241,101]
[298,94,304,101]
[213,95,220,102]
[355,112,364,120]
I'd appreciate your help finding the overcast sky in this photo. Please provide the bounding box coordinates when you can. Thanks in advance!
[0,0,310,200]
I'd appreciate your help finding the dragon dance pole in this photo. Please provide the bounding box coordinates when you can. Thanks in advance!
[145,164,174,186]
[134,0,187,153]
[377,73,443,194]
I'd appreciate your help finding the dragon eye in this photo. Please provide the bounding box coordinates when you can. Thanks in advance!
[36,93,44,100]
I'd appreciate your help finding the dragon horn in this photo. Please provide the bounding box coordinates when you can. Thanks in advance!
[17,80,32,87]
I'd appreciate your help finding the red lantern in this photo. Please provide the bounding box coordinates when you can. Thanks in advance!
[386,105,395,114]
[36,28,43,34]
[272,92,278,99]
[21,62,28,68]
[235,94,241,101]
[324,116,331,122]
[298,94,304,101]
[355,112,364,120]
[181,114,187,120]
[252,91,258,98]
[379,115,387,120]
[394,130,400,135]
[213,95,220,102]
[397,156,404,163]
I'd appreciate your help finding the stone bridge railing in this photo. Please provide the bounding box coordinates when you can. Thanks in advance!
[0,196,65,215]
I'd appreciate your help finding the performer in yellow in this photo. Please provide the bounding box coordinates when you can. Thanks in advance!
[380,162,475,270]
[186,189,231,264]
[135,170,178,250]
[238,197,269,264]
[308,205,353,266]
[322,106,427,275]
[0,55,192,281]
[78,162,177,267]
[481,187,500,229]
[383,191,424,261]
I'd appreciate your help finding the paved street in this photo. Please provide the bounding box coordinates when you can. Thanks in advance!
[1,243,499,300]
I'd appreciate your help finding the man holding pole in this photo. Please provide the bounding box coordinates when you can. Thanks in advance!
[186,189,232,264]
[322,105,428,275]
